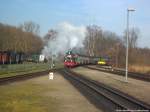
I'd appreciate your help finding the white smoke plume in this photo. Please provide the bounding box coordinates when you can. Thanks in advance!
[42,22,87,57]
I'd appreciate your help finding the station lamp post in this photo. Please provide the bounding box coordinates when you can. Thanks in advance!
[125,8,135,82]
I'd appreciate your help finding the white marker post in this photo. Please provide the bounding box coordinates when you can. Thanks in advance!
[49,72,54,80]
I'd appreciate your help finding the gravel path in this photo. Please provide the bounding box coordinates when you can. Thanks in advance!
[72,67,150,105]
[34,72,101,112]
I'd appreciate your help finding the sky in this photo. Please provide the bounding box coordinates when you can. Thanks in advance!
[0,0,150,48]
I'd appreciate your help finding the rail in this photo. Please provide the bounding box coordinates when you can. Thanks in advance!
[60,68,150,111]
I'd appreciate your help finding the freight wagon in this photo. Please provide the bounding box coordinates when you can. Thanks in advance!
[0,51,23,64]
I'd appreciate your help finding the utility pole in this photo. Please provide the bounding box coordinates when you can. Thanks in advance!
[125,8,135,82]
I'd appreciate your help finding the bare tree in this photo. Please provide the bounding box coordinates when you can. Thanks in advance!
[0,22,43,54]
[123,27,140,49]
[123,27,140,64]
[19,21,40,35]
[43,29,57,46]
[85,25,102,56]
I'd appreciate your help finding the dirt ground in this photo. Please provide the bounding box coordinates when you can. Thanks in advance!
[0,72,101,112]
[72,67,150,105]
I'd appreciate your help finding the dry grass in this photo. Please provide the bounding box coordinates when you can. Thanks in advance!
[129,65,150,74]
[0,63,63,78]
[0,79,59,112]
[0,72,101,112]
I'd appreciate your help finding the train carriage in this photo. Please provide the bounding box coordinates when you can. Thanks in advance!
[64,50,112,68]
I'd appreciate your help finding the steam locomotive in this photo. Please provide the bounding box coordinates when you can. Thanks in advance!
[64,50,112,68]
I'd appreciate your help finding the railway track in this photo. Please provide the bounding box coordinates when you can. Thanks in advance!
[0,69,58,85]
[85,66,150,82]
[60,68,150,112]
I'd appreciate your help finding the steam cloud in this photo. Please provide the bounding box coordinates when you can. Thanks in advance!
[42,22,87,57]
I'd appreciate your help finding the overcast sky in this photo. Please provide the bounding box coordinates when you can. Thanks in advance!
[0,0,150,48]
